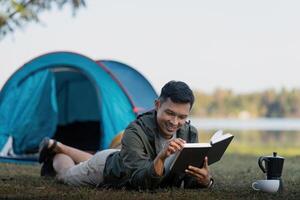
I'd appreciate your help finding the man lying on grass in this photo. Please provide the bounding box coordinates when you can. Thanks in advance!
[39,80,213,190]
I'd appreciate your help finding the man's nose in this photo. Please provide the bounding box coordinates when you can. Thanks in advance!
[170,116,179,125]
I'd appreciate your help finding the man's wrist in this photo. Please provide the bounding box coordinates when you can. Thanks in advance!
[206,178,214,188]
[153,154,166,176]
[157,151,168,161]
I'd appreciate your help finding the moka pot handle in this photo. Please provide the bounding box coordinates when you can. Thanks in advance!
[258,156,268,173]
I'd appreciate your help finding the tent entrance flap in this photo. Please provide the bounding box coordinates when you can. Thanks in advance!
[52,69,101,152]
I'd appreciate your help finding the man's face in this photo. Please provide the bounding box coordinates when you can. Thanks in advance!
[155,98,191,139]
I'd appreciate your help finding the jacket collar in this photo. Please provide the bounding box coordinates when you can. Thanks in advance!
[136,110,160,154]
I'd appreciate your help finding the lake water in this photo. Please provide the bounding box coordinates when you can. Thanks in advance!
[189,118,300,131]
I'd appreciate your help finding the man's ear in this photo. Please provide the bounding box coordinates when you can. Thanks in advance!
[154,99,160,111]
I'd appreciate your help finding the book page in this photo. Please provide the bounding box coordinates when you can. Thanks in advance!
[184,143,211,148]
[210,130,223,142]
[210,130,233,144]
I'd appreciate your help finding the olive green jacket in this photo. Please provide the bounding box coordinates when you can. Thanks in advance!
[103,110,203,190]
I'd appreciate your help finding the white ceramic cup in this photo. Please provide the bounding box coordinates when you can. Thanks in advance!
[252,180,280,193]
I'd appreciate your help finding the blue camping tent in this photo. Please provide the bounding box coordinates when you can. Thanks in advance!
[0,51,157,162]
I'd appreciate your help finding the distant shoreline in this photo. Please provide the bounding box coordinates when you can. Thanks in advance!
[190,118,300,131]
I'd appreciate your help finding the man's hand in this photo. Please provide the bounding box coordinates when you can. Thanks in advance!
[154,138,186,176]
[184,157,212,187]
[159,138,186,160]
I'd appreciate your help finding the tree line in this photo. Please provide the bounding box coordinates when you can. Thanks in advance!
[0,0,86,40]
[191,88,300,118]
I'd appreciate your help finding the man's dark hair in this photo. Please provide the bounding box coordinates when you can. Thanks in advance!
[158,80,195,108]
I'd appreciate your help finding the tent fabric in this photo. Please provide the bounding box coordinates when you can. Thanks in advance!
[98,60,157,114]
[0,52,157,162]
[0,70,58,154]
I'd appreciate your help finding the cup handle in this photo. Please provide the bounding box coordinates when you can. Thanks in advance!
[258,157,267,173]
[252,182,260,191]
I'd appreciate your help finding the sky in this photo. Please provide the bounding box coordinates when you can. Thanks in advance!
[1,0,300,94]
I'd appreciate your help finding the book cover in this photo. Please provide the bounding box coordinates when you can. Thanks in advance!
[207,130,234,165]
[166,130,234,174]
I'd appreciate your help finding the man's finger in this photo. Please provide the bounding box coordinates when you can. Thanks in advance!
[203,157,209,169]
[188,165,204,174]
[173,138,186,148]
[164,146,176,156]
[185,169,205,179]
[188,165,208,177]
[176,138,186,144]
[169,141,182,151]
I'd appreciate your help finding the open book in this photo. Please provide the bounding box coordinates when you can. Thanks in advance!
[165,130,234,174]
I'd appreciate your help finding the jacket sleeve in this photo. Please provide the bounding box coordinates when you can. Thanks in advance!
[120,124,164,190]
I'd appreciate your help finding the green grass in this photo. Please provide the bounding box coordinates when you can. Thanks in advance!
[0,154,299,199]
[228,144,300,156]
